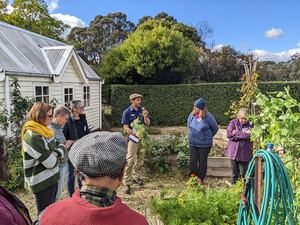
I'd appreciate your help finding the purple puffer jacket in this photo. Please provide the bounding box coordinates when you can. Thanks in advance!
[225,119,254,162]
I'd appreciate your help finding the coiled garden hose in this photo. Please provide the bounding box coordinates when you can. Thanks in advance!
[237,149,297,225]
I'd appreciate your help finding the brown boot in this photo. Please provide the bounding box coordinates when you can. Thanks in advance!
[124,185,131,195]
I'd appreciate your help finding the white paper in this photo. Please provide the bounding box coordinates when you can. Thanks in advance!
[129,134,140,143]
[242,128,248,132]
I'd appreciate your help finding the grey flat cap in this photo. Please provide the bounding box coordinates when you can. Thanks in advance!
[69,132,127,177]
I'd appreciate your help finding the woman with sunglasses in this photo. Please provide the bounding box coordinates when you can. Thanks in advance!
[63,100,90,197]
[22,102,67,214]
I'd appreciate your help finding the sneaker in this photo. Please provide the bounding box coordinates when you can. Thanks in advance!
[133,178,143,186]
[197,178,204,185]
[124,185,131,195]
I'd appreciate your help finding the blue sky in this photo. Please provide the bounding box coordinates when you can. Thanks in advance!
[8,0,300,62]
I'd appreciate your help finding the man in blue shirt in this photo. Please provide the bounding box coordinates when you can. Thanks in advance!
[121,94,150,195]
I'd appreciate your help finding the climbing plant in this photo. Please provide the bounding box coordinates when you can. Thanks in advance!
[226,58,259,117]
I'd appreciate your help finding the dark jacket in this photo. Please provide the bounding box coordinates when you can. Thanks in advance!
[62,114,90,142]
[0,186,32,225]
[187,112,219,148]
[226,118,254,162]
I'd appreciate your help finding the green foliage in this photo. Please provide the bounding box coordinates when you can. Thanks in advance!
[247,87,300,213]
[100,23,198,85]
[144,138,169,173]
[144,134,225,174]
[68,12,135,66]
[129,117,149,153]
[110,81,300,127]
[0,140,24,191]
[0,77,34,145]
[149,179,243,224]
[1,0,69,41]
[248,87,300,152]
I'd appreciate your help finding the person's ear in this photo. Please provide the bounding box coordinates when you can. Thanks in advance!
[120,166,126,181]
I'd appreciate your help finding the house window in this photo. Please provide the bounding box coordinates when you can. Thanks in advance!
[83,86,90,107]
[64,88,73,103]
[35,86,49,103]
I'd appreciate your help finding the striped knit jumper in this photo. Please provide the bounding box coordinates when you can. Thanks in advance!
[23,130,66,194]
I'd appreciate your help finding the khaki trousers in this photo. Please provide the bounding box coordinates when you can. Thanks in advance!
[123,141,144,185]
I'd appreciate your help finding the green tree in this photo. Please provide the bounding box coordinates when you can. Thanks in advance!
[0,0,9,20]
[100,23,198,84]
[290,53,300,80]
[1,0,68,41]
[68,12,135,66]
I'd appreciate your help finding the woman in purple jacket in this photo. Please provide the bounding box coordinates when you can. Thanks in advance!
[226,108,254,185]
[0,136,32,225]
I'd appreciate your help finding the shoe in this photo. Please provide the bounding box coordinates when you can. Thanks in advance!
[197,178,204,185]
[124,185,131,195]
[133,179,143,186]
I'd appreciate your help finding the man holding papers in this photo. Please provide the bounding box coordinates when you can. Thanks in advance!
[121,94,150,195]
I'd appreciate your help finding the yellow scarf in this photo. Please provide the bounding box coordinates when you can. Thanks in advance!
[21,121,54,155]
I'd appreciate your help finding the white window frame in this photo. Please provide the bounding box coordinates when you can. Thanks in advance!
[34,85,50,103]
[83,86,90,107]
[64,87,74,104]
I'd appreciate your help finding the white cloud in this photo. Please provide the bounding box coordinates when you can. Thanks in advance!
[6,5,14,14]
[264,27,283,39]
[51,13,86,28]
[252,48,300,62]
[48,0,59,13]
[211,44,223,52]
[51,13,86,38]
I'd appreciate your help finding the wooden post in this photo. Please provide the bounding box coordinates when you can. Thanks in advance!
[254,156,263,216]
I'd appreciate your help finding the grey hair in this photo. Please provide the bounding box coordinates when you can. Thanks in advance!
[238,108,248,116]
[65,100,82,113]
[53,106,71,118]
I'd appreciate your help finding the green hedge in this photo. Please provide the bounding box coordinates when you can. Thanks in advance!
[110,81,300,127]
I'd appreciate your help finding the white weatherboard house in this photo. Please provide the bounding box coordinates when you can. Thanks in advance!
[0,21,104,137]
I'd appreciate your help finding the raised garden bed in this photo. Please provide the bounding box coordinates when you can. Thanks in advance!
[167,155,231,177]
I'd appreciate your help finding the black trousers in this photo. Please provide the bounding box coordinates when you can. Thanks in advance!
[34,182,58,215]
[189,146,211,180]
[230,159,249,185]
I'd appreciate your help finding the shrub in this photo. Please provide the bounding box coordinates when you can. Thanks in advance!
[0,139,24,191]
[144,134,226,174]
[149,178,243,224]
[109,81,300,127]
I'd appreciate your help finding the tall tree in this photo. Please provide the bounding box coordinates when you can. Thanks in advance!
[0,0,9,20]
[1,0,68,41]
[68,12,135,66]
[100,23,198,85]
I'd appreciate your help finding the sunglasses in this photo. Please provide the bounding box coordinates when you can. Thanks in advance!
[47,115,53,118]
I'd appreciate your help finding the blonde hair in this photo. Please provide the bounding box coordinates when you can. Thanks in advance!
[28,102,51,124]
[198,108,208,119]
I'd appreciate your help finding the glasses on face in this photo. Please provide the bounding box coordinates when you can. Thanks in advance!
[80,106,85,109]
[239,116,247,121]
[47,114,53,119]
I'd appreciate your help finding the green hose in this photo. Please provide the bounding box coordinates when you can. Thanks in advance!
[237,149,297,225]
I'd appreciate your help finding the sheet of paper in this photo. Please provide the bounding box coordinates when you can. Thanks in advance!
[242,128,248,132]
[129,134,140,143]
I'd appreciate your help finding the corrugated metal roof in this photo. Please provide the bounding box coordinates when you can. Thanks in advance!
[0,21,101,80]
